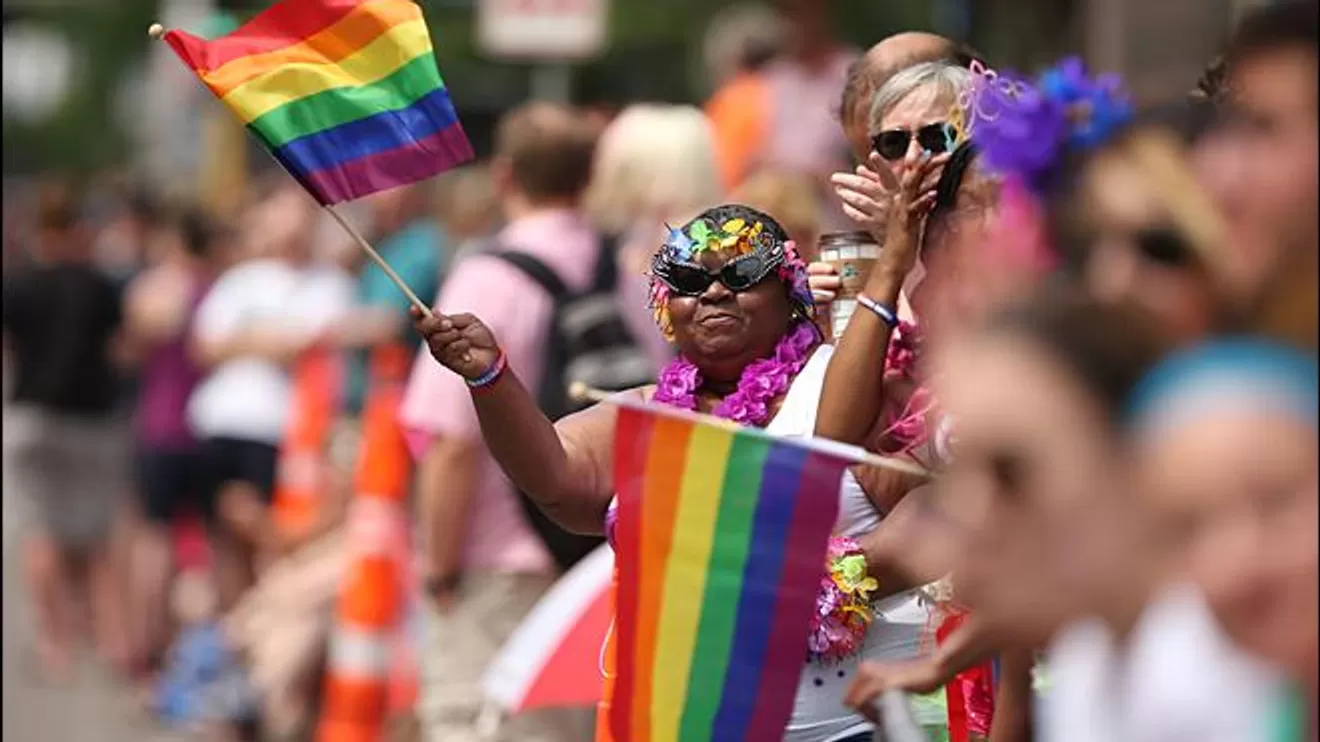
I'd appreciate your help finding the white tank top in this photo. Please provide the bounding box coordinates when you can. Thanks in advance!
[768,346,942,741]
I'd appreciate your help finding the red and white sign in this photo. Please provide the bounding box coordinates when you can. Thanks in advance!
[477,0,609,61]
[482,544,613,712]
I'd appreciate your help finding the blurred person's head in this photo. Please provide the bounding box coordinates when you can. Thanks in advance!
[125,184,161,231]
[438,164,502,244]
[1129,340,1318,691]
[147,202,230,270]
[90,183,162,280]
[703,3,783,88]
[362,181,435,237]
[868,62,973,182]
[239,181,319,264]
[1052,126,1237,343]
[931,290,1170,647]
[839,33,970,162]
[100,183,162,243]
[492,102,598,219]
[1199,1,1318,298]
[585,104,722,236]
[33,178,90,262]
[774,0,837,60]
[731,168,823,262]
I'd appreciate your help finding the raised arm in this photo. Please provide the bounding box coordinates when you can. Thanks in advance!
[817,150,946,445]
[412,308,625,534]
[188,272,311,369]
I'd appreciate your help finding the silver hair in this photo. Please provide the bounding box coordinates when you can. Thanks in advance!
[868,62,973,134]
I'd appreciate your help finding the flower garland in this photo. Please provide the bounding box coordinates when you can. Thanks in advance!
[651,320,818,427]
[875,320,941,464]
[807,536,879,664]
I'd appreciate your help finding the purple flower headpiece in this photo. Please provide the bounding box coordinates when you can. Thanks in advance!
[959,57,1134,194]
[647,204,813,340]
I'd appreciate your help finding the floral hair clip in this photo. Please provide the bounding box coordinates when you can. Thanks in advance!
[964,56,1133,194]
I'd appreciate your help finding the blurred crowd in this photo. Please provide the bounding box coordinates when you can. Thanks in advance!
[2,0,1317,741]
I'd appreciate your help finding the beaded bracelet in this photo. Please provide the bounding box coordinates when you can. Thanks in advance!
[857,293,899,329]
[465,351,507,391]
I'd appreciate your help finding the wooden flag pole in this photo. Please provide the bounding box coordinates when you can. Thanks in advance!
[568,382,932,480]
[148,22,435,319]
[323,204,434,317]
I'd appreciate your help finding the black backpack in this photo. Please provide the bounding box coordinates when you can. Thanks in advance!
[491,234,653,570]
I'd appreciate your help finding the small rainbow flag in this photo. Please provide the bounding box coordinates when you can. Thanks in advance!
[605,401,851,742]
[162,0,473,205]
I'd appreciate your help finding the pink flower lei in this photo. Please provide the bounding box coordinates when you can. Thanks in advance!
[876,319,942,466]
[651,321,819,426]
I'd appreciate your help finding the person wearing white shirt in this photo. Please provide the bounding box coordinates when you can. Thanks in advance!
[187,184,352,608]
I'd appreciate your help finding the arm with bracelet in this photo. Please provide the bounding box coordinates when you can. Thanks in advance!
[816,147,944,446]
[410,305,627,537]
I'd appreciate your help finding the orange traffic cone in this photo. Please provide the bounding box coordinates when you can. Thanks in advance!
[317,344,415,742]
[270,348,342,541]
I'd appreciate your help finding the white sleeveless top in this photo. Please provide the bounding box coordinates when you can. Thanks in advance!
[768,346,941,741]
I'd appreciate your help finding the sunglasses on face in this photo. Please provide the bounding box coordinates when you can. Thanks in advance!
[871,122,958,161]
[656,252,784,297]
[1133,227,1197,269]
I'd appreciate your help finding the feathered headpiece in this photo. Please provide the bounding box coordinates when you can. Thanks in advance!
[957,57,1134,195]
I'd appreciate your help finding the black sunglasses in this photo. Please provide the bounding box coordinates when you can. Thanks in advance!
[871,122,957,161]
[1134,227,1197,268]
[655,252,784,297]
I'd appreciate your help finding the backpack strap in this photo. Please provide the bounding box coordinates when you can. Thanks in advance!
[490,251,570,302]
[589,233,620,293]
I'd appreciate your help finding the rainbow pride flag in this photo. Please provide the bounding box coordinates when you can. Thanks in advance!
[605,402,851,742]
[162,0,473,205]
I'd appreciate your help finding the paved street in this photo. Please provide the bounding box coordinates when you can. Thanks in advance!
[2,393,186,742]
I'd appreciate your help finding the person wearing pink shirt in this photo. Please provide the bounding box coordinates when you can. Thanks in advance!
[399,102,600,741]
[761,0,859,230]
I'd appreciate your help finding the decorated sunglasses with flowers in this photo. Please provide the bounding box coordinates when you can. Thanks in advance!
[647,207,814,339]
[651,217,786,295]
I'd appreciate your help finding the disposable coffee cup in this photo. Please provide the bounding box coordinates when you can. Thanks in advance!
[819,231,882,340]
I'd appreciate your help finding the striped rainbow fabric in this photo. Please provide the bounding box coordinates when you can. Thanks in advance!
[602,401,849,742]
[163,0,473,205]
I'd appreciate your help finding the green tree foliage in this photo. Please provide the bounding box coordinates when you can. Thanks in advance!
[3,0,159,174]
[3,0,1074,173]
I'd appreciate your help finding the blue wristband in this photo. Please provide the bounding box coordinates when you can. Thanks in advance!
[465,351,507,390]
[857,294,899,328]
